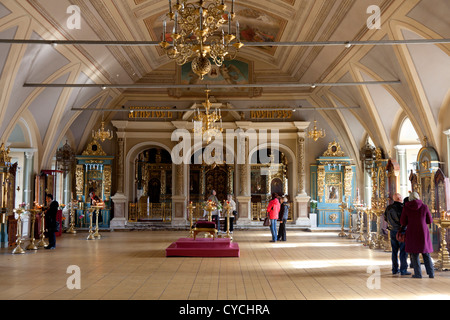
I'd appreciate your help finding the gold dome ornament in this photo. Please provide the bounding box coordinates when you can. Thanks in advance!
[191,56,212,80]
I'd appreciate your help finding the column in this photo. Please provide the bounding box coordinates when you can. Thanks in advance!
[236,130,251,225]
[110,135,127,228]
[394,145,408,198]
[444,130,450,176]
[23,151,34,206]
[294,131,311,227]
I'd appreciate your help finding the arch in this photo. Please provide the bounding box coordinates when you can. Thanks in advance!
[124,141,173,203]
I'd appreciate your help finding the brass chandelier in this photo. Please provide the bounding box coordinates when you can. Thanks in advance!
[92,114,113,142]
[159,0,244,79]
[193,90,223,143]
[307,120,326,141]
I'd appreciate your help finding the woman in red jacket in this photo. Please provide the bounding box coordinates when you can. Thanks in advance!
[266,193,280,242]
[400,192,434,278]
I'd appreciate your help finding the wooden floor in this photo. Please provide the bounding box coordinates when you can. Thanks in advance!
[1,229,450,300]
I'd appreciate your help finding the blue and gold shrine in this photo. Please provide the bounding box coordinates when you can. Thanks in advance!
[310,141,356,229]
[75,139,114,228]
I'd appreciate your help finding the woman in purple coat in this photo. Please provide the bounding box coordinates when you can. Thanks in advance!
[400,192,434,278]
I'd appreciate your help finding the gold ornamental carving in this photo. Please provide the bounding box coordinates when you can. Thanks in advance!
[75,164,84,197]
[103,165,112,200]
[317,165,325,199]
[344,167,353,199]
[82,139,106,156]
[323,140,345,157]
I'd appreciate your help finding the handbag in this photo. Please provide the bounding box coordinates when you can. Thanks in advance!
[396,230,405,242]
[263,216,270,226]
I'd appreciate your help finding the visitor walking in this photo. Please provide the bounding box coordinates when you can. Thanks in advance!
[400,192,434,278]
[384,192,410,275]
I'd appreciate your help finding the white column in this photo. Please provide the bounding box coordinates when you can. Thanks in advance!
[394,145,408,198]
[23,151,34,206]
[444,130,450,177]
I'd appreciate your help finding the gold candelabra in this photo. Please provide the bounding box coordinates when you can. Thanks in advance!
[205,200,216,222]
[338,202,347,237]
[12,208,25,254]
[364,209,375,249]
[160,0,243,79]
[86,207,95,240]
[307,120,326,142]
[433,212,450,271]
[66,200,77,234]
[37,210,48,248]
[92,121,113,142]
[223,200,232,240]
[188,201,196,238]
[92,206,103,239]
[193,90,223,143]
[26,209,40,250]
[371,198,387,249]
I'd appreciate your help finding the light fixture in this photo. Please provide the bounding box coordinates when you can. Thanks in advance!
[159,0,243,79]
[307,120,326,141]
[192,89,223,143]
[56,141,75,173]
[92,113,113,142]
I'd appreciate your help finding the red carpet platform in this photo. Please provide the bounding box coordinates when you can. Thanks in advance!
[166,237,240,257]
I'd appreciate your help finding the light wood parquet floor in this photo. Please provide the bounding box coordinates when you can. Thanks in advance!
[1,230,450,300]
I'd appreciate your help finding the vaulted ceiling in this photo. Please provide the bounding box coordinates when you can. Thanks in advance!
[0,0,449,173]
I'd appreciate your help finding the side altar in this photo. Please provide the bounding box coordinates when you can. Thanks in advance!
[75,139,114,228]
[310,141,356,229]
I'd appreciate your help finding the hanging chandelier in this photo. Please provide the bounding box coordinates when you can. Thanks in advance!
[192,90,223,143]
[307,120,326,141]
[92,114,113,142]
[159,0,244,79]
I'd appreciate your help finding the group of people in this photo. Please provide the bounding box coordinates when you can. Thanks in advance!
[266,193,290,242]
[206,190,237,233]
[384,191,434,279]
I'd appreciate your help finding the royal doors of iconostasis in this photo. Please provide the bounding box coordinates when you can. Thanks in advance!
[75,139,114,228]
[310,141,356,229]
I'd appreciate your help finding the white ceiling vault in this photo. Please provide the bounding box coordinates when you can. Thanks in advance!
[0,0,449,173]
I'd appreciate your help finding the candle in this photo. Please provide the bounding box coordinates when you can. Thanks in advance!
[228,13,231,34]
[199,7,203,30]
[163,20,166,41]
[231,0,234,13]
[169,0,172,13]
[236,21,240,41]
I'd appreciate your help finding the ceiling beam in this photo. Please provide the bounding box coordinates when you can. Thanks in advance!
[1,39,449,46]
[24,80,400,89]
[71,106,361,112]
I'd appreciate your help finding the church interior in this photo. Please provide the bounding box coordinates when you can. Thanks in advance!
[0,0,450,302]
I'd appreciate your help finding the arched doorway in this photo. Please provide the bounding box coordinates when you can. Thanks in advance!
[132,147,172,222]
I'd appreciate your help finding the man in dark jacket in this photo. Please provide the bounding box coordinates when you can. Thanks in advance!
[44,194,59,249]
[277,196,290,241]
[384,192,410,275]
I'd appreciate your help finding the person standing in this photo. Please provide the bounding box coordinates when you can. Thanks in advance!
[208,190,221,232]
[384,192,410,275]
[277,196,289,241]
[224,194,236,233]
[44,194,59,250]
[266,193,280,242]
[400,192,434,278]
